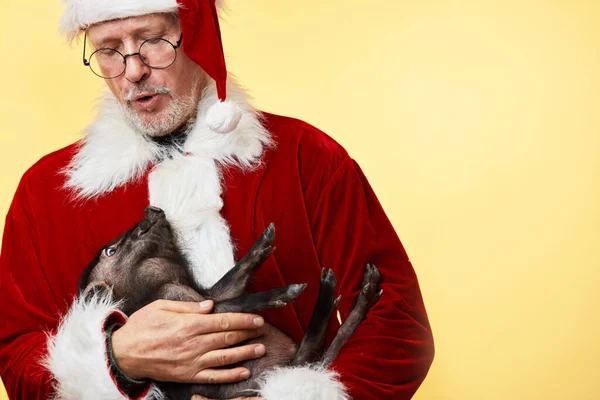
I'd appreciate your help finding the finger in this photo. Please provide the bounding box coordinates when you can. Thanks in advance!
[200,343,266,369]
[152,299,214,314]
[191,367,252,384]
[190,312,264,334]
[202,328,265,352]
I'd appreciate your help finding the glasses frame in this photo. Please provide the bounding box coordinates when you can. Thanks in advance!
[83,31,184,79]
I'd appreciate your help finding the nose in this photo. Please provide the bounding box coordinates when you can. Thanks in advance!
[123,53,151,83]
[145,206,165,218]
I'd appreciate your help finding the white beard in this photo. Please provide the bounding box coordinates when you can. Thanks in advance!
[120,76,201,137]
[120,93,196,137]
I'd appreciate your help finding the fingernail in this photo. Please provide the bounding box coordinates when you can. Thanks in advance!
[199,300,212,310]
[240,370,251,379]
[253,317,264,327]
[255,344,265,356]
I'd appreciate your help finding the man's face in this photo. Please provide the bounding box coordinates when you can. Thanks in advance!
[86,14,206,136]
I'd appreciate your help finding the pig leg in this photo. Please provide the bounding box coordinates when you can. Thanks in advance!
[213,284,307,314]
[321,264,382,367]
[156,283,204,302]
[291,268,340,366]
[206,224,276,300]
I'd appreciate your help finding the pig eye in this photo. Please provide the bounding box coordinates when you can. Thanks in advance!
[104,247,117,257]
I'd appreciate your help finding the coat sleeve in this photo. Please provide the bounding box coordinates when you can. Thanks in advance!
[0,177,158,400]
[315,159,434,399]
[258,157,434,400]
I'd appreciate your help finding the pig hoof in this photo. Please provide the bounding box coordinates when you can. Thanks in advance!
[262,223,276,244]
[258,245,275,259]
[361,263,381,287]
[247,224,276,260]
[320,268,337,291]
[287,283,307,298]
[319,268,340,312]
[269,283,307,307]
[332,295,341,308]
[359,264,382,307]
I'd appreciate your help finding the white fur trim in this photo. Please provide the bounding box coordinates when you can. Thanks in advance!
[258,365,349,400]
[44,293,163,399]
[63,94,164,200]
[60,0,227,40]
[64,77,271,199]
[206,100,243,134]
[186,78,273,168]
[60,0,178,39]
[149,153,235,287]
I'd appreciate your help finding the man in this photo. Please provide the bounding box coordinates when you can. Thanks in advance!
[0,0,434,399]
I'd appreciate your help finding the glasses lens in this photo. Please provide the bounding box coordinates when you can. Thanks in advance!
[140,38,177,69]
[89,49,125,78]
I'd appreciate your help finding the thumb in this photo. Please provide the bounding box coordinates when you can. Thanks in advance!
[153,299,214,314]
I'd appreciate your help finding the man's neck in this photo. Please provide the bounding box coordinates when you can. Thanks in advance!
[149,119,195,150]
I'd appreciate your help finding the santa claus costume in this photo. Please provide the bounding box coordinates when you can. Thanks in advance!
[0,0,434,399]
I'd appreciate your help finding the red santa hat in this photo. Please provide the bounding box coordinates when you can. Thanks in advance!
[60,0,242,134]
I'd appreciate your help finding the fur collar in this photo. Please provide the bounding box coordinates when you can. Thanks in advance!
[64,77,273,199]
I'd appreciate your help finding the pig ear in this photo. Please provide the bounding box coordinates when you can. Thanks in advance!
[82,281,111,302]
[78,254,102,294]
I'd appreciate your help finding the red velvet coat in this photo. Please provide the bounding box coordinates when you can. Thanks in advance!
[0,111,434,399]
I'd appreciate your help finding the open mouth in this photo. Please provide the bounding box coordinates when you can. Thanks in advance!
[135,94,159,108]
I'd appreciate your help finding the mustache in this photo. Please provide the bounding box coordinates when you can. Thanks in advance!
[124,83,172,102]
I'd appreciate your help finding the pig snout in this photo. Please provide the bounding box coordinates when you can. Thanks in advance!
[145,206,165,219]
[135,206,166,237]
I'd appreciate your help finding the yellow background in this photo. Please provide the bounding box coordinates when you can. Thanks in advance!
[1,0,598,399]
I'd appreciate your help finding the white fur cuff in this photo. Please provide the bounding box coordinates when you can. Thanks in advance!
[258,365,349,400]
[44,293,160,399]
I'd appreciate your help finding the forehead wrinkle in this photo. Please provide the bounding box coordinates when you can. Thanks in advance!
[88,16,178,48]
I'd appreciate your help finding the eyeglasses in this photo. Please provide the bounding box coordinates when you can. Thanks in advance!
[83,32,183,79]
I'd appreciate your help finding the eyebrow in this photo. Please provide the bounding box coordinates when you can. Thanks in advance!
[94,26,173,49]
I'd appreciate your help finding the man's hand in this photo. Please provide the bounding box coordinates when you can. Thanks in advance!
[111,299,266,384]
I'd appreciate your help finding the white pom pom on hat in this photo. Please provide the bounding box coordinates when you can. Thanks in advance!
[206,100,243,134]
[60,0,241,134]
